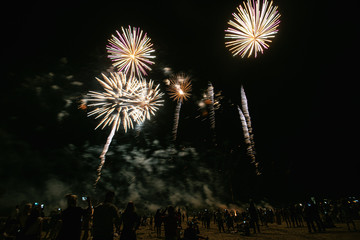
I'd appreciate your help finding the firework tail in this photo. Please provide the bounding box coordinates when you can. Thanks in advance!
[94,121,117,187]
[207,82,216,130]
[240,86,255,153]
[240,86,260,174]
[237,106,252,147]
[237,105,260,175]
[172,101,182,141]
[207,82,217,144]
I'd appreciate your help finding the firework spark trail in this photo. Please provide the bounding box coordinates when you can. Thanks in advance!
[240,86,255,153]
[172,101,182,141]
[167,73,192,142]
[237,106,252,148]
[207,82,216,130]
[225,0,281,58]
[94,121,117,186]
[237,105,261,175]
[107,26,155,78]
[85,72,163,186]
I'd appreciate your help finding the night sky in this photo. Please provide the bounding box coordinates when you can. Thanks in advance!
[1,0,358,212]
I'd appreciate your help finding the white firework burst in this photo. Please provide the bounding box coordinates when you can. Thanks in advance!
[225,0,281,58]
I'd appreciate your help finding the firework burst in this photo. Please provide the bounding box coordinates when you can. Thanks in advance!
[166,73,192,141]
[225,0,281,58]
[167,73,192,103]
[107,26,155,78]
[85,72,163,185]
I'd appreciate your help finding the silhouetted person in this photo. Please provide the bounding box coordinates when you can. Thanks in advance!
[289,205,298,227]
[183,221,208,240]
[81,197,93,240]
[248,200,260,233]
[203,209,210,229]
[17,206,43,240]
[282,207,291,227]
[236,219,250,236]
[18,203,32,234]
[303,203,317,233]
[340,198,357,231]
[215,210,224,233]
[224,210,234,231]
[274,208,282,225]
[45,208,61,240]
[3,205,20,238]
[163,206,179,240]
[93,191,120,240]
[295,204,304,227]
[311,202,325,232]
[154,209,164,237]
[120,201,140,240]
[56,194,91,240]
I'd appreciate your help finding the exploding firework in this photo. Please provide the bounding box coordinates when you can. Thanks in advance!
[85,72,163,185]
[166,73,192,141]
[225,0,281,58]
[107,26,155,78]
[167,73,192,102]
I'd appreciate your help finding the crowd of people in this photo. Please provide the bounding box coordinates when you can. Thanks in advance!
[0,193,359,240]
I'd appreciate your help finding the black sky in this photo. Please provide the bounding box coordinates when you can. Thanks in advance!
[2,0,359,206]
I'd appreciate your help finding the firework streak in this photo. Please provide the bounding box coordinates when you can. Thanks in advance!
[167,73,192,141]
[85,72,163,186]
[240,86,255,153]
[207,82,216,130]
[172,101,182,142]
[95,122,117,185]
[237,87,260,175]
[225,0,281,58]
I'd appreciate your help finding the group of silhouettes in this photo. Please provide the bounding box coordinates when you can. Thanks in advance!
[0,190,209,240]
[1,194,359,240]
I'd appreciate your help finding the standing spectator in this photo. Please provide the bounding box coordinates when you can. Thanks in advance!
[18,204,32,234]
[82,198,93,240]
[215,209,225,233]
[119,201,140,240]
[274,208,282,225]
[56,194,92,240]
[303,202,317,233]
[2,205,20,238]
[203,209,211,229]
[312,201,325,232]
[340,198,357,231]
[154,209,164,238]
[224,210,234,232]
[93,191,120,240]
[163,206,179,240]
[17,206,43,240]
[282,207,291,228]
[248,200,260,233]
